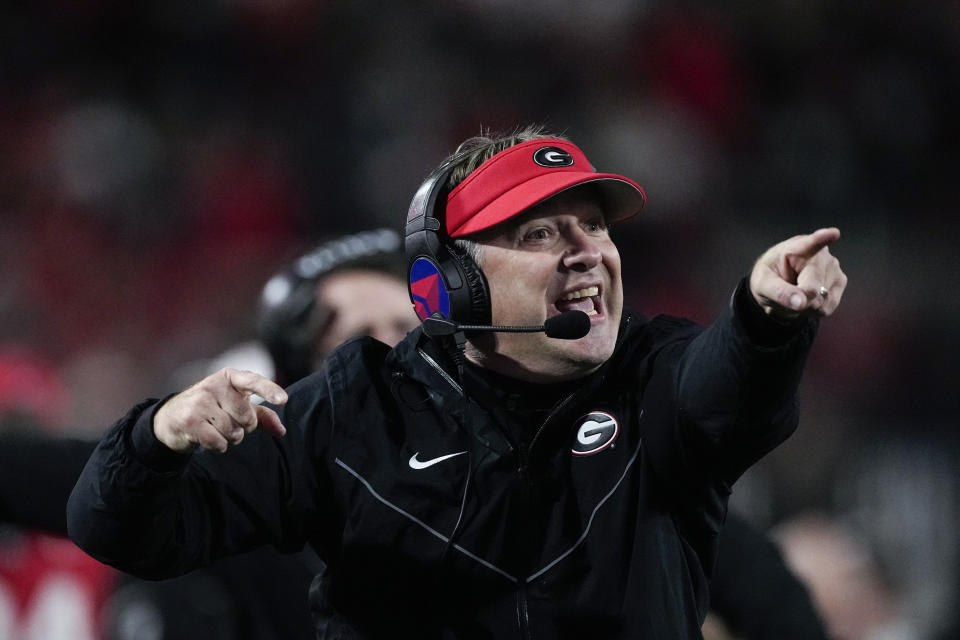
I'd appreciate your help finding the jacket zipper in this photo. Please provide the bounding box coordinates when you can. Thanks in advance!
[418,343,617,639]
[516,586,531,640]
[527,391,578,454]
[416,348,464,395]
[420,346,536,638]
[512,391,581,640]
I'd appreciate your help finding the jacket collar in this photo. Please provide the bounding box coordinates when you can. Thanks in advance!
[384,312,648,456]
[387,311,647,401]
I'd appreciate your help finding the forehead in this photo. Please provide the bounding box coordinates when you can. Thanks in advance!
[316,269,407,303]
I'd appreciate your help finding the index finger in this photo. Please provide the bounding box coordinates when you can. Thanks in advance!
[782,227,841,258]
[223,368,287,405]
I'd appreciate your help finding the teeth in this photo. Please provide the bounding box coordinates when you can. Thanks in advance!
[586,309,598,316]
[564,286,599,301]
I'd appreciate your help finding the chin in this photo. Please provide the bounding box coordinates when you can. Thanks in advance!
[579,329,617,360]
[550,341,614,378]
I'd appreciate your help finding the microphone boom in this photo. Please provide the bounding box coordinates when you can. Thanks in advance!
[422,310,590,340]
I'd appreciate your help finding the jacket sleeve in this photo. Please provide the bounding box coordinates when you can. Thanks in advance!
[676,278,817,483]
[0,431,98,535]
[67,375,332,580]
[636,279,818,585]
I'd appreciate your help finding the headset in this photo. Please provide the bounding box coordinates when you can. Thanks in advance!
[257,228,406,384]
[404,160,492,328]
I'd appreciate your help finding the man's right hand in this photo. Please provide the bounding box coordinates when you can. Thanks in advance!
[153,368,288,453]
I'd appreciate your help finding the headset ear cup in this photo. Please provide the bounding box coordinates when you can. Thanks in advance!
[404,156,493,327]
[257,274,321,385]
[447,244,491,326]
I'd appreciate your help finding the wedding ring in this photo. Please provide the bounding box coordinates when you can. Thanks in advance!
[818,286,829,299]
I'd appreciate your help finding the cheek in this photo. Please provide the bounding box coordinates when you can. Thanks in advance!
[605,245,622,276]
[489,279,525,322]
[605,251,624,299]
[485,261,540,316]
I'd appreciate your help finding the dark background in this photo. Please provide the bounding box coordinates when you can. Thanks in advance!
[1,1,957,637]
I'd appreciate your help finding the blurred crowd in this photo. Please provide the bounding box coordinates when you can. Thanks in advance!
[1,1,958,638]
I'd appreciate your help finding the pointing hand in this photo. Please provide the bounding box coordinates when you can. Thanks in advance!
[154,368,288,453]
[749,227,848,319]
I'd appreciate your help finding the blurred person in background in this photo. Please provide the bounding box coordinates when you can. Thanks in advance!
[101,227,418,640]
[0,348,118,640]
[771,511,922,640]
[706,511,827,639]
[0,230,418,640]
[256,228,416,387]
[68,127,847,638]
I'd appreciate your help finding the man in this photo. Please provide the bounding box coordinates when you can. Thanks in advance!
[68,126,846,638]
[0,349,118,640]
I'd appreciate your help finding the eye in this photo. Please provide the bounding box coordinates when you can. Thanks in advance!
[584,218,608,234]
[523,227,551,242]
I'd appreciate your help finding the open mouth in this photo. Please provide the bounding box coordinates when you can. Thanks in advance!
[555,285,601,317]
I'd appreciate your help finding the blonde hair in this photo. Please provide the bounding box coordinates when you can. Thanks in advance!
[444,124,569,191]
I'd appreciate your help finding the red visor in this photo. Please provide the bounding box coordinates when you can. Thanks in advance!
[445,138,646,238]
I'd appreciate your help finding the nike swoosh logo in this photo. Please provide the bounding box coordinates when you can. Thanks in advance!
[408,451,467,470]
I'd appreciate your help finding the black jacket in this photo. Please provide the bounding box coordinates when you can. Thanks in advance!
[68,283,817,639]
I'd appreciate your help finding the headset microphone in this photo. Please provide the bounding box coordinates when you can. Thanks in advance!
[422,310,591,340]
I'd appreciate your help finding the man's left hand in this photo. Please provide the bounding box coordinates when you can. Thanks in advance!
[749,227,847,319]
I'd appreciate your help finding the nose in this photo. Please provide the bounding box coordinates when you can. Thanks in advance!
[561,229,602,271]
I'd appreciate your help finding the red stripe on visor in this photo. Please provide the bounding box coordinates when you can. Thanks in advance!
[445,138,646,238]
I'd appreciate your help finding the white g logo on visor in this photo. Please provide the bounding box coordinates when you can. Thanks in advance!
[533,146,574,167]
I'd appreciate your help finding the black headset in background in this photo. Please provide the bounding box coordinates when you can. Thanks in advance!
[404,160,492,328]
